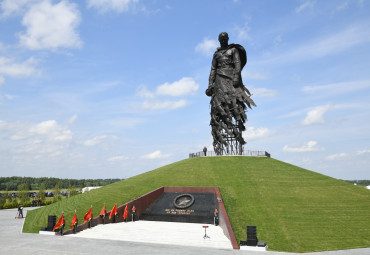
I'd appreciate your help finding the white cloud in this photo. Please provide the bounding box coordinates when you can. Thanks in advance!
[357,149,370,155]
[297,24,370,59]
[0,76,4,86]
[4,94,16,100]
[0,120,10,130]
[195,38,218,56]
[301,104,331,126]
[0,57,40,77]
[137,77,199,98]
[19,0,82,50]
[67,114,78,124]
[107,155,128,162]
[83,135,117,147]
[326,153,349,160]
[156,77,199,97]
[259,24,370,65]
[10,120,72,141]
[136,86,155,99]
[335,1,349,12]
[1,119,73,157]
[140,150,171,159]
[302,80,370,95]
[243,70,269,80]
[87,0,139,13]
[251,87,278,98]
[295,0,315,13]
[30,120,71,141]
[234,21,251,42]
[136,77,198,111]
[142,99,188,110]
[283,141,324,152]
[0,0,38,17]
[243,127,274,141]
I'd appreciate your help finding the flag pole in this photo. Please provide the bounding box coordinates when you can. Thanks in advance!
[61,211,64,236]
[89,205,92,228]
[103,203,106,224]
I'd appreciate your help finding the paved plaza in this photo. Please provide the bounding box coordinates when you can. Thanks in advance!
[1,207,369,255]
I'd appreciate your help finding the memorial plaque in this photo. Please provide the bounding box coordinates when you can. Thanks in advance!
[140,192,217,224]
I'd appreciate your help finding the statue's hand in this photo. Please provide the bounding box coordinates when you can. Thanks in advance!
[205,87,214,97]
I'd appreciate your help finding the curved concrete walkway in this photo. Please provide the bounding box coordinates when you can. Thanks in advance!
[1,207,369,255]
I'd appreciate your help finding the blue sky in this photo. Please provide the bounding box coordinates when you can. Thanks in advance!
[0,0,369,180]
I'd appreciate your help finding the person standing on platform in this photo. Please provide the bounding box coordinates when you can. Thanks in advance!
[100,203,107,224]
[109,203,118,223]
[132,205,136,222]
[53,212,65,235]
[123,203,128,222]
[84,206,93,228]
[71,210,78,234]
[214,208,219,226]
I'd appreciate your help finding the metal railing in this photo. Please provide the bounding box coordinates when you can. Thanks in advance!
[189,150,270,158]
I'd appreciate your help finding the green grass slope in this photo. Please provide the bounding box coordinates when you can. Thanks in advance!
[23,157,370,252]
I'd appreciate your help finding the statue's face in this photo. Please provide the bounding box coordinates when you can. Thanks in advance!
[219,34,229,46]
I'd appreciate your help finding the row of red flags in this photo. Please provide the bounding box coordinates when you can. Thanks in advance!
[53,203,129,231]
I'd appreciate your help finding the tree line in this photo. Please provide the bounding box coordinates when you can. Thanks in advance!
[0,177,122,191]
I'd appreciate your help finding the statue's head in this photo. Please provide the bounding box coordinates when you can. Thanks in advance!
[218,32,229,46]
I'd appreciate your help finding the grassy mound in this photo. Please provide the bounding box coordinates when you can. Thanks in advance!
[23,157,370,252]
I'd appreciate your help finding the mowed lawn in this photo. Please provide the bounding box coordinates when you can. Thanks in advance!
[23,157,370,252]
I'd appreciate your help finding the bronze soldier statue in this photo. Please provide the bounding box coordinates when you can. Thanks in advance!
[206,32,256,155]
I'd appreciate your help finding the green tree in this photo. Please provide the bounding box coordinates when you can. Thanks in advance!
[68,184,78,197]
[18,182,29,204]
[53,182,61,202]
[0,197,5,209]
[38,182,46,202]
[4,186,10,203]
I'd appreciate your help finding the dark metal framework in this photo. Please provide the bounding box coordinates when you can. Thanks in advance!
[218,124,242,155]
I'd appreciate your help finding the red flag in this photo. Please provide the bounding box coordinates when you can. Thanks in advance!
[83,208,92,222]
[123,204,128,220]
[99,204,106,217]
[53,213,65,231]
[109,204,117,219]
[70,211,78,229]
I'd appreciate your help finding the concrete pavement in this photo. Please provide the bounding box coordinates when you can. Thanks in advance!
[0,207,369,255]
[69,220,233,249]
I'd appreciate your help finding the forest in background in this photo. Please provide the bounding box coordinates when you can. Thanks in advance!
[0,176,122,191]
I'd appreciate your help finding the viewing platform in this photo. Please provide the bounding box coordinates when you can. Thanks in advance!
[189,150,271,158]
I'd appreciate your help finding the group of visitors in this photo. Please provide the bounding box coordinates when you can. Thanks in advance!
[203,144,222,156]
[31,198,41,207]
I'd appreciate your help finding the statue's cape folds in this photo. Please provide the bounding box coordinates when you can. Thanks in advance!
[228,44,247,70]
